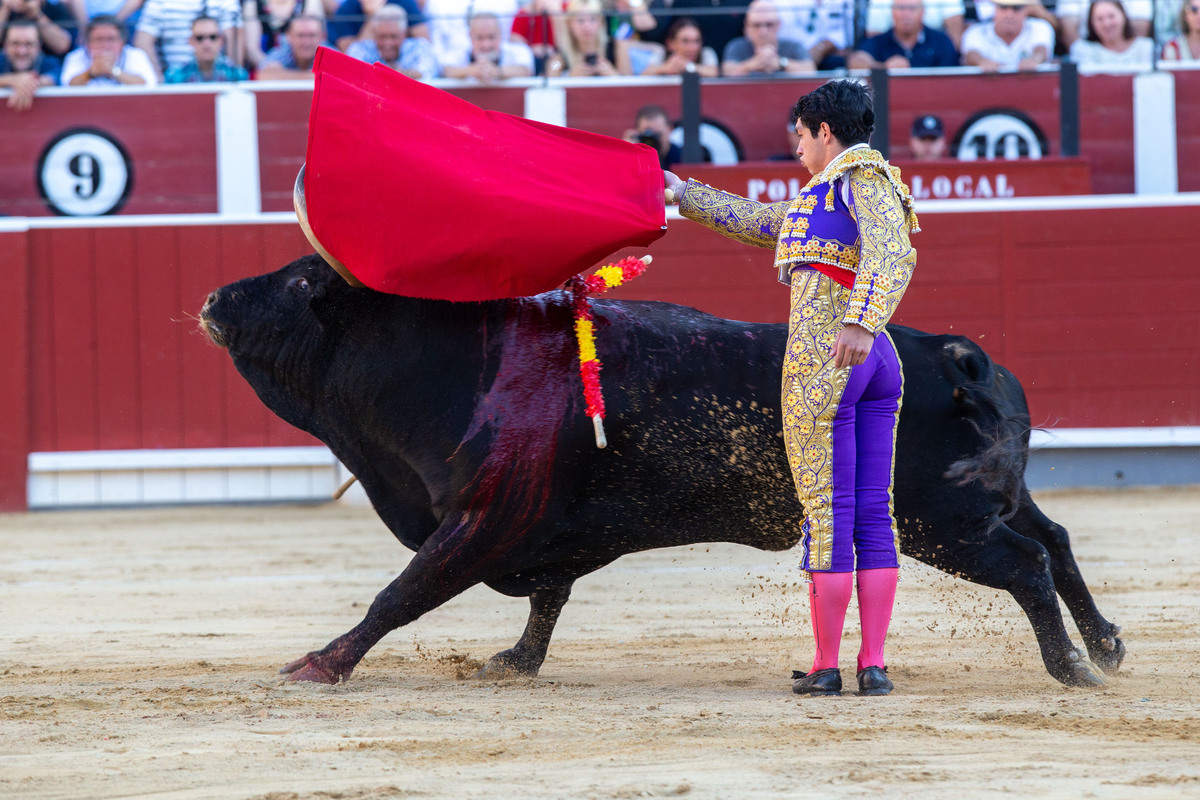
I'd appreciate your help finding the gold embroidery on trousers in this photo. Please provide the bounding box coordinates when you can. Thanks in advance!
[781,270,851,573]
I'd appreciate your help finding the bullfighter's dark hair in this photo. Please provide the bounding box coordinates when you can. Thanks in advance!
[790,79,874,147]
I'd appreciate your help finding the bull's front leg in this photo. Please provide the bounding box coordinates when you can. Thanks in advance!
[918,516,1106,688]
[1006,495,1124,676]
[281,514,514,684]
[475,585,572,679]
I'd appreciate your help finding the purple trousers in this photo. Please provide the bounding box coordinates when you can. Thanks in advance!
[782,270,903,574]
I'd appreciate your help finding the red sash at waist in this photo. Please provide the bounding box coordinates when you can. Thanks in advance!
[802,263,855,289]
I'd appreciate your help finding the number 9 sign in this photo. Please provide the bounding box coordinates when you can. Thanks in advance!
[37,128,134,216]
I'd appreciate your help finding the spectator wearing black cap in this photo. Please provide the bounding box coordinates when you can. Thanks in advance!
[848,0,959,69]
[910,114,947,160]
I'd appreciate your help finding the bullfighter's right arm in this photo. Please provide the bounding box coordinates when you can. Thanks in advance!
[677,179,788,249]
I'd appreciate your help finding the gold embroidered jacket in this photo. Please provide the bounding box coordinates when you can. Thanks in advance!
[678,148,919,333]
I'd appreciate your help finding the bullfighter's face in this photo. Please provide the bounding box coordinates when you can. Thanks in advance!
[794,119,835,176]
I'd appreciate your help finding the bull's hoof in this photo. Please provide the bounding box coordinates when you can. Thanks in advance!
[280,652,351,684]
[474,649,541,679]
[1058,654,1106,688]
[1088,626,1125,676]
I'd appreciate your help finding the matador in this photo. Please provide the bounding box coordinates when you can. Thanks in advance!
[665,80,918,698]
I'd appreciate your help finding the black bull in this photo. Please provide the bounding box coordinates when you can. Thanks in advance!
[199,255,1124,688]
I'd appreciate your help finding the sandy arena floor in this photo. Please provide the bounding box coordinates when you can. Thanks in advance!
[2,487,1199,799]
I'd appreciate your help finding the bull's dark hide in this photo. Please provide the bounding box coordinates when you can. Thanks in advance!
[200,255,1124,689]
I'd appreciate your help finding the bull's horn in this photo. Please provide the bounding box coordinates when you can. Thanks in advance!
[293,165,365,287]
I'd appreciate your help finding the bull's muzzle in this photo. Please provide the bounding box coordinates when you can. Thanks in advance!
[198,292,228,347]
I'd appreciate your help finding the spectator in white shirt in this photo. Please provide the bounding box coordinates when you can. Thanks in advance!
[960,0,1054,70]
[442,11,533,81]
[1068,0,1154,65]
[423,0,517,67]
[773,0,854,69]
[1056,0,1151,48]
[62,13,159,84]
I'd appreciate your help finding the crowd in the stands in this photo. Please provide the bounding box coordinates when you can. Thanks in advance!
[1,0,1196,108]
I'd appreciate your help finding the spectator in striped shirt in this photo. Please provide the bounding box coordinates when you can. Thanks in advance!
[133,0,242,78]
[165,13,249,79]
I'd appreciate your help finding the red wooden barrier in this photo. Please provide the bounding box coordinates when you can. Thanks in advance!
[24,222,317,458]
[0,73,1186,219]
[1176,70,1200,193]
[4,198,1198,510]
[0,93,218,217]
[0,230,31,511]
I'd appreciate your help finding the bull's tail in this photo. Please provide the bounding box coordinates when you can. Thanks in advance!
[940,341,1028,518]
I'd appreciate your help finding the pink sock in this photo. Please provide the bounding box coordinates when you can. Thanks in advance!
[808,571,853,672]
[856,567,898,672]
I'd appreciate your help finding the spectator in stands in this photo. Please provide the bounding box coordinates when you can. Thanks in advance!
[863,0,965,50]
[854,0,955,67]
[960,0,1054,71]
[134,0,241,78]
[849,0,959,68]
[256,11,324,76]
[774,0,853,69]
[62,14,158,83]
[424,0,517,67]
[623,104,684,168]
[244,0,328,69]
[165,13,248,79]
[1162,0,1199,60]
[442,11,531,79]
[0,17,61,109]
[0,0,73,56]
[328,0,425,52]
[909,114,948,159]
[1068,0,1154,64]
[547,0,618,76]
[721,0,815,76]
[68,0,149,45]
[639,0,746,58]
[510,0,558,75]
[1057,0,1151,48]
[346,4,437,76]
[639,17,719,76]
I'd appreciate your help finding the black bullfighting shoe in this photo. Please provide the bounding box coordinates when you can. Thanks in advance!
[856,665,894,696]
[791,668,843,697]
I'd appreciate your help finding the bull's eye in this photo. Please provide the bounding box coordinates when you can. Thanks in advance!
[291,277,311,293]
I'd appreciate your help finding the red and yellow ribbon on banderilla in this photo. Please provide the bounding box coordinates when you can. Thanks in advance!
[568,255,650,449]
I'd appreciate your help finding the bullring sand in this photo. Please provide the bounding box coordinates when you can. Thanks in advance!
[2,488,1199,798]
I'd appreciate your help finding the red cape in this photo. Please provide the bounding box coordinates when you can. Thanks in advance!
[301,48,666,301]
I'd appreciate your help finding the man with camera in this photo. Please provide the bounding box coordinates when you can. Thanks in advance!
[623,105,684,170]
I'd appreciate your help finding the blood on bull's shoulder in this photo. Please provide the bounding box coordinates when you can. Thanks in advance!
[198,254,1124,690]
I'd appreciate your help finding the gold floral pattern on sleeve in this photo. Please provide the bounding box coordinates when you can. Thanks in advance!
[843,168,917,333]
[678,179,789,249]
